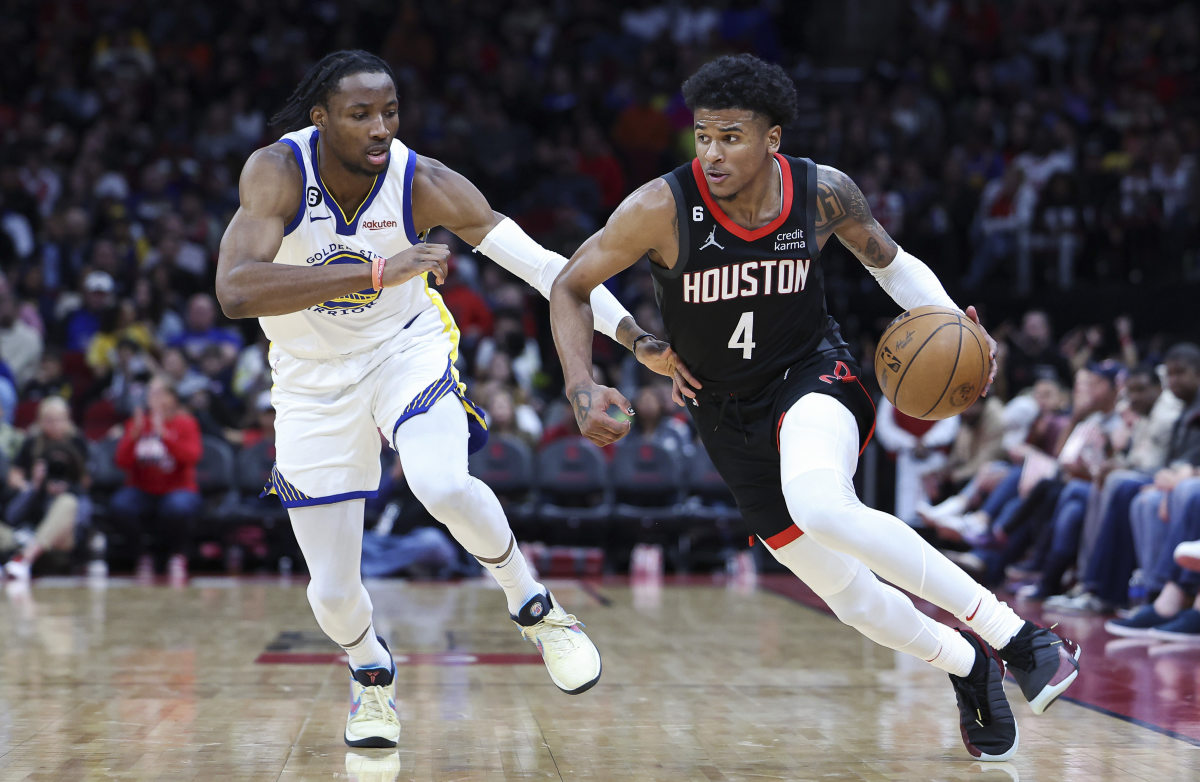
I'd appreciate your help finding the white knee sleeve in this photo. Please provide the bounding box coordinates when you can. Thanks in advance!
[394,395,513,558]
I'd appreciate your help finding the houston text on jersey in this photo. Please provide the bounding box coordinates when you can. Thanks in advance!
[681,258,811,303]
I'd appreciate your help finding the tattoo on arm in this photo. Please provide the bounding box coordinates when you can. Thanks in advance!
[814,181,846,231]
[570,389,592,428]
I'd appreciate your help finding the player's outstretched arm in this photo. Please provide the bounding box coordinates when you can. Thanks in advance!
[550,181,699,446]
[216,145,448,319]
[816,164,997,392]
[413,155,656,349]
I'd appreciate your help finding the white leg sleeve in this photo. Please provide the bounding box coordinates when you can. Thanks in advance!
[779,393,983,616]
[767,533,974,676]
[393,394,543,613]
[289,499,382,653]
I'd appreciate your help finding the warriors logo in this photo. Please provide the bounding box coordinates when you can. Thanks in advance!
[313,250,381,314]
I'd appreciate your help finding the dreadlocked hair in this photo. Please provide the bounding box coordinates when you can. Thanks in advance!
[681,54,798,128]
[270,50,397,132]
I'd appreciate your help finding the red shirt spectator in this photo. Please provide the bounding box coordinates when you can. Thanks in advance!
[116,385,202,494]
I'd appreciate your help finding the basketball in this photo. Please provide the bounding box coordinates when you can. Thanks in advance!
[874,305,989,421]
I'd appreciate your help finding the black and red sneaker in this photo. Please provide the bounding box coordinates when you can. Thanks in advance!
[999,620,1081,714]
[948,629,1019,761]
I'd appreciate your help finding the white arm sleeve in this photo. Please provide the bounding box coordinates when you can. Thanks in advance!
[865,247,960,313]
[474,217,629,341]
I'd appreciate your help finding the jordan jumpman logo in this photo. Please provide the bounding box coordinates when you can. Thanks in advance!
[699,225,724,251]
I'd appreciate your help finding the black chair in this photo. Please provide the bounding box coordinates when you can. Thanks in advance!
[469,434,537,532]
[196,435,239,522]
[535,437,612,546]
[675,446,743,571]
[86,436,126,524]
[611,436,685,526]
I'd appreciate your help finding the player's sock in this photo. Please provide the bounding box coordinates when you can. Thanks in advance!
[924,623,977,677]
[479,535,543,615]
[341,623,393,671]
[958,588,1026,652]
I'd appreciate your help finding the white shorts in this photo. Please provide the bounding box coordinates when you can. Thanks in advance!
[264,308,487,508]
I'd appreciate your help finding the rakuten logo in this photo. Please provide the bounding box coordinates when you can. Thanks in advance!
[362,219,397,231]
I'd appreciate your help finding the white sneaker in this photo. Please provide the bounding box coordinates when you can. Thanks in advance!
[917,494,967,525]
[3,559,30,582]
[345,639,401,748]
[1175,540,1200,573]
[514,592,601,694]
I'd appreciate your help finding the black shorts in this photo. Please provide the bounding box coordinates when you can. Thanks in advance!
[688,349,876,547]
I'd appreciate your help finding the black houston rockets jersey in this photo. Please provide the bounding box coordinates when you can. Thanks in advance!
[649,154,850,393]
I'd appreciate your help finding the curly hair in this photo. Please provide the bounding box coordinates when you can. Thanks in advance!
[681,54,798,128]
[270,50,396,131]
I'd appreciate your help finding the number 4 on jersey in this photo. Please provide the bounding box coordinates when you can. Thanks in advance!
[728,311,756,359]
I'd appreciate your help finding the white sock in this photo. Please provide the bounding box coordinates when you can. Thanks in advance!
[480,535,543,615]
[958,588,1025,651]
[341,623,393,671]
[924,624,977,677]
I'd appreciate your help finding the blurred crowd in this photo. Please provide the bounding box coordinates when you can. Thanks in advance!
[0,1,1196,594]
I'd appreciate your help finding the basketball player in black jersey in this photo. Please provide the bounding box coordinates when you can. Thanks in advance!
[549,55,1081,762]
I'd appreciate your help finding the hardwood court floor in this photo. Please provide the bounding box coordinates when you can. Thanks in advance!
[0,574,1196,781]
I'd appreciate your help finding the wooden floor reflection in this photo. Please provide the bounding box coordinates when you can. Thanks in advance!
[0,574,1195,781]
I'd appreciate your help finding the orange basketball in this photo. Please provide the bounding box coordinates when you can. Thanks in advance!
[874,305,989,421]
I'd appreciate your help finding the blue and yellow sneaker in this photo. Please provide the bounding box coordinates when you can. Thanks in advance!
[345,637,400,748]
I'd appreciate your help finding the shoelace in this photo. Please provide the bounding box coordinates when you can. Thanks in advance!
[521,611,585,653]
[1004,623,1065,672]
[357,683,397,726]
[951,669,993,727]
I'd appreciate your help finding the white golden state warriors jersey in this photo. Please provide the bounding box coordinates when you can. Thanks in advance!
[261,126,448,359]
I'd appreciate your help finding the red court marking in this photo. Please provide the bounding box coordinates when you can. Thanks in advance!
[255,652,543,666]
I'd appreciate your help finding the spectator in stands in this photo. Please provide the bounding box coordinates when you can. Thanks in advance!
[110,375,203,580]
[876,397,959,525]
[1,397,89,580]
[1051,349,1199,612]
[21,350,73,403]
[0,280,43,390]
[629,382,693,456]
[1106,477,1200,640]
[168,293,242,371]
[64,270,116,353]
[0,399,25,461]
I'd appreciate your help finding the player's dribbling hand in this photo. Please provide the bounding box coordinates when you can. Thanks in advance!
[965,305,998,397]
[632,337,703,407]
[384,243,450,286]
[566,381,634,447]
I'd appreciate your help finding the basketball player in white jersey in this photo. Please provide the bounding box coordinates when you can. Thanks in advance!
[216,51,690,749]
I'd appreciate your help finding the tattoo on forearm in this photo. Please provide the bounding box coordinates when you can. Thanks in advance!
[570,389,592,428]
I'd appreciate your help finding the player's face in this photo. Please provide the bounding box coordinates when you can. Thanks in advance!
[314,71,399,177]
[693,109,780,200]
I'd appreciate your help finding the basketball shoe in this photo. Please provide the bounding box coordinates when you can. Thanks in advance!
[998,621,1081,714]
[948,629,1018,761]
[345,637,401,748]
[514,592,601,694]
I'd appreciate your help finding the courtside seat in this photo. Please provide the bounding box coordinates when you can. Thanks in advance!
[469,433,538,532]
[535,438,612,545]
[611,437,685,525]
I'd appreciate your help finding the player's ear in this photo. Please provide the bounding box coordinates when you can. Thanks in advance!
[767,124,781,151]
[311,105,326,131]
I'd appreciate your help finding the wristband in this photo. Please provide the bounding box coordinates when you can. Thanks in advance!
[632,333,655,351]
[372,256,386,291]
